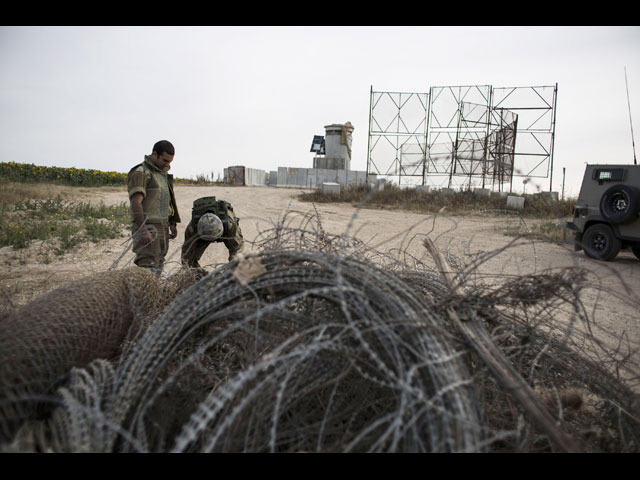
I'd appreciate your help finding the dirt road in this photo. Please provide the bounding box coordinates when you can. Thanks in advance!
[2,185,639,369]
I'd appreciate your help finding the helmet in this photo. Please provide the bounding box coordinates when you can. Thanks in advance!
[197,213,224,241]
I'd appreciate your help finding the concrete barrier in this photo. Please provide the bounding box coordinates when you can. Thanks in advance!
[245,168,267,186]
[273,167,373,188]
[473,188,491,197]
[321,182,341,195]
[506,195,525,210]
[415,185,430,193]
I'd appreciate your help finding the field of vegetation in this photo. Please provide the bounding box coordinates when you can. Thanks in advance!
[0,161,128,187]
[0,164,133,262]
[0,161,219,187]
[0,162,223,262]
[1,162,577,262]
[0,189,129,264]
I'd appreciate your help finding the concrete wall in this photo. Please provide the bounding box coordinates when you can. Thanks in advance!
[223,164,375,189]
[277,167,308,187]
[313,156,348,170]
[276,167,374,188]
[245,168,267,186]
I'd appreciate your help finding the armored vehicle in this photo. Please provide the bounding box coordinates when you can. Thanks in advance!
[566,164,640,261]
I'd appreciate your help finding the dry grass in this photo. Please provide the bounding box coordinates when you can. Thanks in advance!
[0,178,125,205]
[299,183,576,219]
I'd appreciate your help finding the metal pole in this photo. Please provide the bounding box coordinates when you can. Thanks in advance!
[509,114,518,194]
[366,86,373,184]
[549,83,558,192]
[397,93,402,186]
[425,87,434,187]
[365,85,373,185]
[562,167,566,200]
[483,86,493,189]
[625,67,638,165]
[449,100,462,189]
[421,91,429,186]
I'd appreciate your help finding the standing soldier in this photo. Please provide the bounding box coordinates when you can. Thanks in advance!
[127,140,181,276]
[181,196,244,268]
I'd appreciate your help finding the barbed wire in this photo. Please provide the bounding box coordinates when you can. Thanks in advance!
[0,205,639,452]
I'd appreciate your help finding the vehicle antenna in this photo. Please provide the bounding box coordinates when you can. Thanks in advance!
[624,66,637,165]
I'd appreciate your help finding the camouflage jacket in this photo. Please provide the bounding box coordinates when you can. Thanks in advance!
[127,156,181,225]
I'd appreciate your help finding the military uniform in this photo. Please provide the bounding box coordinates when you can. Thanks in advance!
[181,196,244,267]
[127,156,181,275]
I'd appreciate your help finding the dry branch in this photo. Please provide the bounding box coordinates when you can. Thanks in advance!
[423,237,581,452]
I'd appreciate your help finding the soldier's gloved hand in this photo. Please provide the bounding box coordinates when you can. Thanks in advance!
[169,223,177,239]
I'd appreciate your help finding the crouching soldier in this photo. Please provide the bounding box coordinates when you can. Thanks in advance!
[181,196,244,268]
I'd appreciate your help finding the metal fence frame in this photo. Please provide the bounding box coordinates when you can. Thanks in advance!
[366,84,558,191]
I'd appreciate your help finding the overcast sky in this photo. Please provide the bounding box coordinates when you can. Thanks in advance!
[1,26,639,197]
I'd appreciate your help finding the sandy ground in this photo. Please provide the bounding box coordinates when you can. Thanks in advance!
[2,184,639,375]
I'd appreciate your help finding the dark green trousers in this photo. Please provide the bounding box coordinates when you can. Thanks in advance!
[181,215,244,267]
[132,222,169,276]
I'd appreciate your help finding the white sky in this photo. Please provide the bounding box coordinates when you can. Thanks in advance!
[1,26,639,197]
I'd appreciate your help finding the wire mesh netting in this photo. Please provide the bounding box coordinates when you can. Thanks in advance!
[1,208,639,452]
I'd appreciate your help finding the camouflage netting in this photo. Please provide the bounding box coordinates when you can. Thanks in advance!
[0,267,199,446]
[1,210,639,452]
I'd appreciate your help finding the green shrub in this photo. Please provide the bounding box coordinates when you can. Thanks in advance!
[0,198,130,253]
[84,218,125,242]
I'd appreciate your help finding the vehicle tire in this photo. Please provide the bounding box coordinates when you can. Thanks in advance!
[632,245,640,260]
[599,184,639,224]
[582,224,621,261]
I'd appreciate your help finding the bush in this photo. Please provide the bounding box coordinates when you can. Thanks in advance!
[299,184,575,218]
[0,196,130,253]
